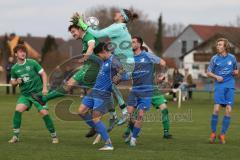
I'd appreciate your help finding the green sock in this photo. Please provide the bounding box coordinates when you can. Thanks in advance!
[161,108,170,133]
[42,87,67,102]
[13,111,22,137]
[42,115,56,137]
[124,126,131,135]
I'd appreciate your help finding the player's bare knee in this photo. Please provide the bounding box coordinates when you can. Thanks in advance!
[160,104,167,110]
[16,104,27,112]
[225,106,232,115]
[78,105,88,115]
[39,109,48,116]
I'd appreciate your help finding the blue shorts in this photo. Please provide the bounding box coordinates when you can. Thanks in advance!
[82,90,113,114]
[127,90,152,111]
[214,87,235,107]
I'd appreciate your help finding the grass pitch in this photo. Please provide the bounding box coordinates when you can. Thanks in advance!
[0,90,240,160]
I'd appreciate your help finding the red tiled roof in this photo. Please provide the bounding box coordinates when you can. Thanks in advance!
[162,36,176,52]
[190,24,240,41]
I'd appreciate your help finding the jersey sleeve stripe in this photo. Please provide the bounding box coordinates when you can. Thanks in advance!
[87,40,95,44]
[38,68,44,74]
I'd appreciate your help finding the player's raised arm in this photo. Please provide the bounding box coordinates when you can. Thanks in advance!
[87,24,121,38]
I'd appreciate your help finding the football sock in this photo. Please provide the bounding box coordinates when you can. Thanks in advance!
[132,127,141,138]
[95,121,110,143]
[13,111,22,137]
[161,108,170,133]
[221,116,231,135]
[42,115,56,135]
[79,113,96,128]
[211,114,218,133]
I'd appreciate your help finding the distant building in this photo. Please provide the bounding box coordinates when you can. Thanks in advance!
[162,24,240,78]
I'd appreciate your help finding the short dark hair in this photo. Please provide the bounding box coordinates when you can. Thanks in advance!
[13,44,28,54]
[94,42,107,54]
[68,24,81,31]
[132,36,143,46]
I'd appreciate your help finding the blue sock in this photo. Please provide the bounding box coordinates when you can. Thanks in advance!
[132,127,141,138]
[95,121,110,142]
[211,114,218,133]
[80,114,95,128]
[221,116,231,135]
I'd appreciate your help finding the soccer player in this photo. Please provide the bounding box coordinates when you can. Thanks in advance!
[8,44,58,144]
[73,9,138,125]
[126,36,166,146]
[32,23,124,136]
[78,42,123,150]
[207,38,238,144]
[123,39,172,140]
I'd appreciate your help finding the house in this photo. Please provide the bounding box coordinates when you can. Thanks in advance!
[181,32,240,79]
[162,24,240,68]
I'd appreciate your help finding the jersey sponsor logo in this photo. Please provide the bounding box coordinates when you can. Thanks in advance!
[26,66,31,71]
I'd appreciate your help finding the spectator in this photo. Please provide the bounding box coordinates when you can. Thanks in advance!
[5,57,16,94]
[184,69,194,100]
[172,68,184,101]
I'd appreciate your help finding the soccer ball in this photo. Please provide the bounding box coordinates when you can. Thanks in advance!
[85,16,99,28]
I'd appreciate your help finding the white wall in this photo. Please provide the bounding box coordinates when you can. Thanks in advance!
[163,26,202,58]
[183,51,209,79]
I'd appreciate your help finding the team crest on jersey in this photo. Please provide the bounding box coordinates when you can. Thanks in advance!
[140,58,145,62]
[228,61,232,65]
[26,66,31,71]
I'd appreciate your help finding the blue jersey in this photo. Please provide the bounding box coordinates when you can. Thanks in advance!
[93,55,121,93]
[207,53,237,88]
[132,51,161,91]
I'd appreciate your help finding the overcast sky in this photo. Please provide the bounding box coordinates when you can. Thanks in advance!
[0,0,239,39]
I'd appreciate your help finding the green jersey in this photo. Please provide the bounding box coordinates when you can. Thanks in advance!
[11,59,43,96]
[82,32,99,54]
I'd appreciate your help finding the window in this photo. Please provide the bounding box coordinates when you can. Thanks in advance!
[192,64,199,70]
[182,41,187,53]
[193,40,198,48]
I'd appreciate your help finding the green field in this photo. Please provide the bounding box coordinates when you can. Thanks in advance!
[0,90,240,160]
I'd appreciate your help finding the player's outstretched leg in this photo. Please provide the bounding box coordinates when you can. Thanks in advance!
[31,77,77,105]
[209,105,219,144]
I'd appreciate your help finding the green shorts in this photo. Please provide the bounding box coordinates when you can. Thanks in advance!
[152,91,167,109]
[72,60,100,88]
[17,95,48,111]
